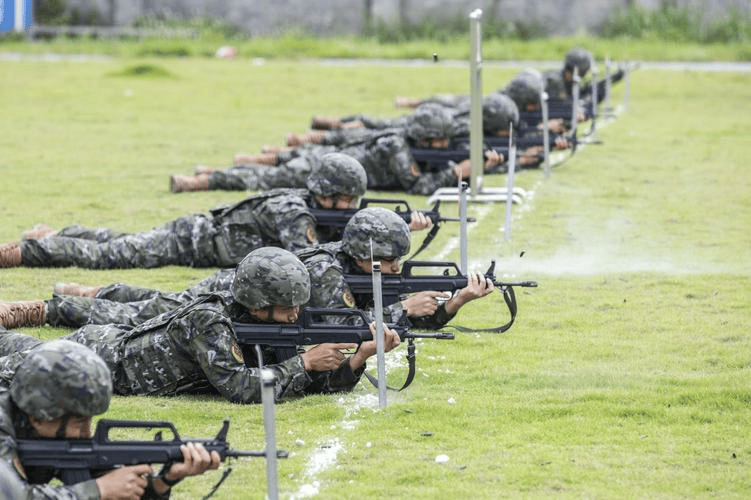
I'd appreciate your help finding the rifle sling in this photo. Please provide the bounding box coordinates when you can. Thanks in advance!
[407,223,441,261]
[363,338,416,391]
[442,285,518,334]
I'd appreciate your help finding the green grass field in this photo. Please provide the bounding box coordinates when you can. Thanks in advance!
[1,54,750,499]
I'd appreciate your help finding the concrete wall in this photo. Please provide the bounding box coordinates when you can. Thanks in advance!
[60,0,750,36]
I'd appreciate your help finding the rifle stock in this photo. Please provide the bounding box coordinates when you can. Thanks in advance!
[16,418,284,486]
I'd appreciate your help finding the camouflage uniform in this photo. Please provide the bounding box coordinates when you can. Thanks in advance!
[1,292,363,404]
[46,269,235,328]
[0,340,171,499]
[0,387,103,499]
[298,208,458,330]
[18,189,332,269]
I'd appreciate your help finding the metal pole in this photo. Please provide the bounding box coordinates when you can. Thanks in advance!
[459,180,469,274]
[589,63,598,135]
[541,91,550,178]
[261,368,279,500]
[570,67,580,137]
[469,9,483,196]
[504,123,516,241]
[605,57,613,116]
[372,261,387,408]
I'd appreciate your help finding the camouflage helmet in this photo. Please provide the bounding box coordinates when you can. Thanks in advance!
[306,152,367,198]
[501,69,544,110]
[406,103,455,142]
[483,93,519,134]
[543,69,566,100]
[342,207,411,260]
[10,340,112,420]
[232,247,311,309]
[564,48,593,78]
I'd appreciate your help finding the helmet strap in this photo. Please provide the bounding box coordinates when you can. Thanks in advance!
[55,415,71,439]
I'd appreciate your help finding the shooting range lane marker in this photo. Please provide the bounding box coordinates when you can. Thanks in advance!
[289,350,407,499]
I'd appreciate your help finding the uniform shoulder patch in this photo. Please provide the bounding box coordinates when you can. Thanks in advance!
[306,224,318,243]
[231,343,245,364]
[342,289,356,308]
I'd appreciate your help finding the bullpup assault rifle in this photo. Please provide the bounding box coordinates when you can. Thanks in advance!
[17,418,286,496]
[310,198,475,259]
[233,307,454,390]
[344,260,538,333]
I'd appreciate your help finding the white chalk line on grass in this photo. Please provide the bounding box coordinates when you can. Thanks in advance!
[289,112,623,498]
[288,350,407,499]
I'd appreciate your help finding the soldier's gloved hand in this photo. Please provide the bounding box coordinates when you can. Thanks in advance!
[408,211,433,232]
[155,442,221,489]
[483,149,501,172]
[96,463,152,500]
[401,290,450,317]
[444,273,495,315]
[301,343,358,371]
[347,324,401,370]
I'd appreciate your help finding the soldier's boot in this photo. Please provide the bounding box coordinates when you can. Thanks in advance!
[0,300,46,328]
[310,116,343,130]
[194,165,218,175]
[261,145,293,154]
[0,242,22,268]
[394,97,423,108]
[234,152,278,166]
[286,130,325,147]
[54,283,103,297]
[21,224,57,240]
[170,173,210,193]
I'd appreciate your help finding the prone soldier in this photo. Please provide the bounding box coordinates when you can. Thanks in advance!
[0,153,368,270]
[0,339,220,499]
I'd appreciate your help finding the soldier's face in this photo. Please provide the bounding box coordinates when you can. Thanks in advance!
[315,194,358,210]
[30,415,93,439]
[415,138,450,149]
[356,258,401,274]
[269,305,300,323]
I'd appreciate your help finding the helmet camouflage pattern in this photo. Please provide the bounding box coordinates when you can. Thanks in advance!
[342,207,411,260]
[501,68,543,110]
[483,93,519,134]
[306,152,367,198]
[10,340,112,420]
[406,103,455,142]
[564,47,593,77]
[232,247,311,309]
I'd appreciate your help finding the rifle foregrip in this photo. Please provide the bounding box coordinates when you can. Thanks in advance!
[60,468,93,486]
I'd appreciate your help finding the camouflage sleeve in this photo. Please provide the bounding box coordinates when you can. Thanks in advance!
[265,197,319,253]
[407,161,458,196]
[180,310,311,404]
[0,401,101,500]
[304,359,365,394]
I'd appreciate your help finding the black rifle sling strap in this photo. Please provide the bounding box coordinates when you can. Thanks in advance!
[363,337,416,391]
[406,223,441,261]
[443,285,518,334]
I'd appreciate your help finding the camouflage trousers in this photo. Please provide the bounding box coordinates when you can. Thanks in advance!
[46,269,236,328]
[209,148,336,191]
[19,215,218,269]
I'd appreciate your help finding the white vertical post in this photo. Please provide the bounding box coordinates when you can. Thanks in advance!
[589,62,598,135]
[372,260,387,408]
[624,62,631,112]
[459,180,469,274]
[605,57,613,115]
[261,368,280,500]
[570,67,580,136]
[503,123,516,241]
[541,91,550,178]
[469,9,483,197]
[14,0,25,32]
